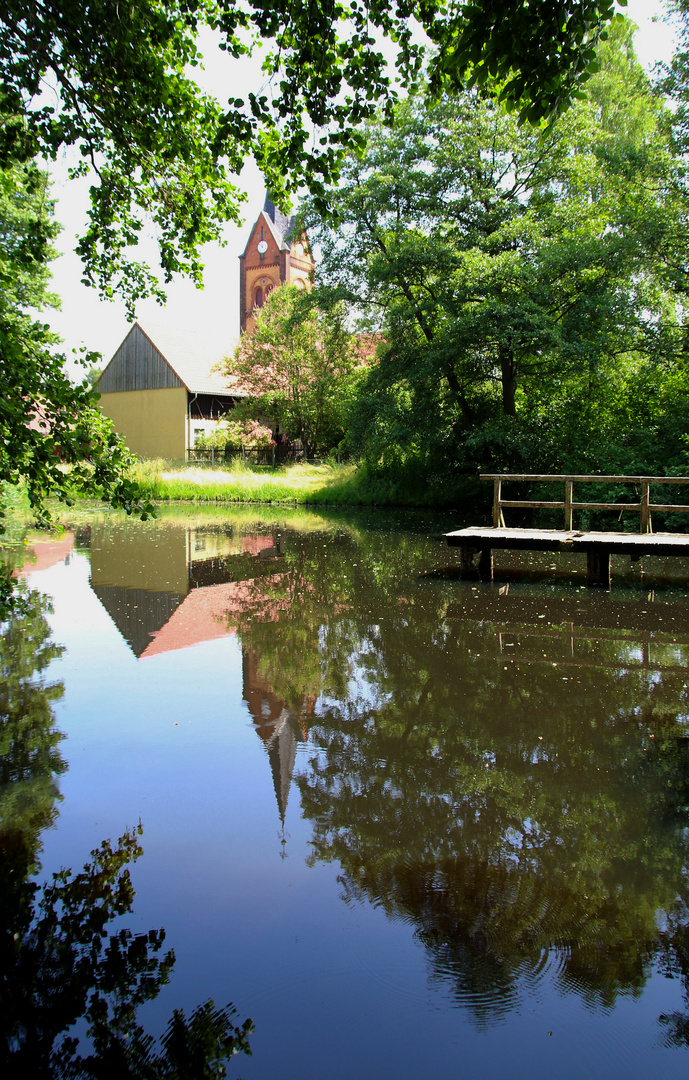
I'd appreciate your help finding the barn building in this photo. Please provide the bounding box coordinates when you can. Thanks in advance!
[96,321,244,460]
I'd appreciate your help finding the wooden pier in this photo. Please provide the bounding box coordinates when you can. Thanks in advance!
[446,475,689,587]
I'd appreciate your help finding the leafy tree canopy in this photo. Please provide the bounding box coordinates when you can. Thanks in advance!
[0,160,153,529]
[228,285,362,455]
[1,1,624,309]
[658,0,689,158]
[306,17,689,487]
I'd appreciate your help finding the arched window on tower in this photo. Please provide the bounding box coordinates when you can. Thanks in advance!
[255,286,264,308]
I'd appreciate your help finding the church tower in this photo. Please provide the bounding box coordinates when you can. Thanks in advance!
[239,194,315,333]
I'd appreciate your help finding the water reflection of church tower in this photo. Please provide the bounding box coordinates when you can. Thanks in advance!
[242,649,313,825]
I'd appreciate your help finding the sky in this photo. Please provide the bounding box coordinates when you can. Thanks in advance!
[44,0,680,374]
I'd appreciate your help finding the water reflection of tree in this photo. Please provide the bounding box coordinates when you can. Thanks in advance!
[2,825,253,1077]
[298,625,689,1013]
[228,524,435,709]
[229,524,689,1030]
[0,585,252,1075]
[0,583,66,877]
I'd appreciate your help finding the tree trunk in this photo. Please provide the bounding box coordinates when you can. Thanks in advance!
[446,368,474,425]
[499,344,517,417]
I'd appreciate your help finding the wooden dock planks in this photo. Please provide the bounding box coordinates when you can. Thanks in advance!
[445,527,689,586]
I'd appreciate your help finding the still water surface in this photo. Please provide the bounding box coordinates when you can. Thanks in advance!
[6,505,689,1077]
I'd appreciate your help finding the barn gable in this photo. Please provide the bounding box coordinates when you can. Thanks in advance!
[97,323,184,393]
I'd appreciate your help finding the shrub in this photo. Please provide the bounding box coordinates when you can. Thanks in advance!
[195,419,274,451]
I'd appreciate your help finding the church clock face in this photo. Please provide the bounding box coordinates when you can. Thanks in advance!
[257,240,268,254]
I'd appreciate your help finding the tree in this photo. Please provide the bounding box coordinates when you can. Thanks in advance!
[307,18,686,487]
[659,1,689,156]
[0,159,153,527]
[1,3,623,305]
[0,1,623,525]
[227,286,361,455]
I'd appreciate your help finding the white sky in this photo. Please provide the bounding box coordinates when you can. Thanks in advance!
[44,0,679,374]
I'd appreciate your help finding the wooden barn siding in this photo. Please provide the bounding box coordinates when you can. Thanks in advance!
[98,327,184,393]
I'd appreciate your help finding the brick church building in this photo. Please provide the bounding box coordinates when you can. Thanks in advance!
[239,194,314,333]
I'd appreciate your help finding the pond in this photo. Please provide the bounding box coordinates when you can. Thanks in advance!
[3,505,689,1078]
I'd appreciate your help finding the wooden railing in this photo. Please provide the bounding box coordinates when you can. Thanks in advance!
[482,474,689,534]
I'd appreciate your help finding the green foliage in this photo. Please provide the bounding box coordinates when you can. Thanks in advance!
[195,420,274,451]
[228,286,362,456]
[0,159,155,529]
[658,1,689,160]
[0,2,619,302]
[84,365,103,389]
[310,20,689,489]
[426,0,625,125]
[1,2,246,311]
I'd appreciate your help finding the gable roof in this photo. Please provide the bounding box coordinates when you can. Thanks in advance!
[98,321,244,397]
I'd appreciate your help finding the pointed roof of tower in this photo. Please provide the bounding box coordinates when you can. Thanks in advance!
[262,193,296,251]
[266,710,299,825]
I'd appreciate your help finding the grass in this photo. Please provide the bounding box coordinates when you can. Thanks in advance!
[129,458,374,506]
[128,457,481,508]
[0,480,30,521]
[3,457,476,533]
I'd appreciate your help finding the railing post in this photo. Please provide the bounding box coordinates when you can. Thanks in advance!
[565,479,573,531]
[272,444,276,468]
[493,479,505,528]
[640,480,652,534]
[211,446,215,466]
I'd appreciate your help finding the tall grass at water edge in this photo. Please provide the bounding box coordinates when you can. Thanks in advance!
[129,458,482,508]
[130,458,371,505]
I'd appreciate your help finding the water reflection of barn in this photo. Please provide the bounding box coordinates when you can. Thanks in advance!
[88,520,281,656]
[87,520,313,822]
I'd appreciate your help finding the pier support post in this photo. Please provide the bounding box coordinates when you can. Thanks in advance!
[587,548,610,587]
[478,547,493,581]
[459,546,493,580]
[459,546,476,578]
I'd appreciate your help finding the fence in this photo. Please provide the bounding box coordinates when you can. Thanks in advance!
[483,473,689,534]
